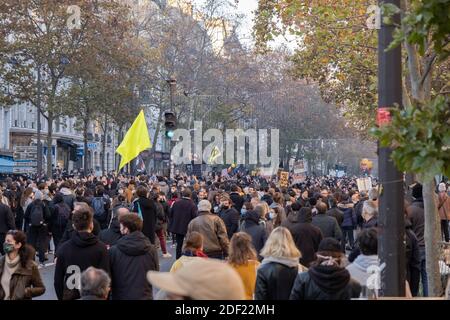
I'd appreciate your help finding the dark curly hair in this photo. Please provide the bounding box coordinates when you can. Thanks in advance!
[6,230,35,268]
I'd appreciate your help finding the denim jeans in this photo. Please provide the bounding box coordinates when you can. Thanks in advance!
[419,247,428,297]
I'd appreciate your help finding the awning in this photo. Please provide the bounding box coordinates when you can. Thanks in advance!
[0,157,14,174]
[57,139,78,148]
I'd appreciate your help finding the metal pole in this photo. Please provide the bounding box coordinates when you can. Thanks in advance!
[36,66,42,179]
[378,0,405,297]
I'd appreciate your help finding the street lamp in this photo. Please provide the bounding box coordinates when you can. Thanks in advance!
[166,77,176,179]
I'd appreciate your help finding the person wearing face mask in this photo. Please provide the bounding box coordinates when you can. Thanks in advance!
[109,213,159,300]
[0,230,45,300]
[218,196,240,240]
[54,203,109,300]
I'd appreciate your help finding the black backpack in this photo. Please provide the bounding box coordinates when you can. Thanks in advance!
[92,197,107,222]
[30,203,44,227]
[55,202,71,227]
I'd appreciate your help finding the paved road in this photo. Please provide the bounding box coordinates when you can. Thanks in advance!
[35,238,178,300]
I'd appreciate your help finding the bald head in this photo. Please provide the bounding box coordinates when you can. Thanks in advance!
[116,207,130,219]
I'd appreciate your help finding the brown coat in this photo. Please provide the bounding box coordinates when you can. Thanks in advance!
[0,256,45,300]
[438,193,450,220]
[186,211,230,255]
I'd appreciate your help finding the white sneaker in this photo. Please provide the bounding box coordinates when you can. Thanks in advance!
[162,253,172,258]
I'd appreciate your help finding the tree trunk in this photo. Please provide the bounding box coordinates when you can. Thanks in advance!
[83,115,89,176]
[423,179,443,297]
[101,115,108,174]
[116,125,124,172]
[46,112,54,177]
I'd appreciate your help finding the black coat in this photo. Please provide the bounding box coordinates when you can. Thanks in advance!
[0,202,15,233]
[59,218,101,246]
[54,231,109,300]
[219,207,240,240]
[407,200,425,248]
[98,218,122,247]
[230,192,245,212]
[281,210,323,267]
[255,262,299,300]
[109,231,159,300]
[312,214,342,240]
[241,210,267,258]
[133,197,158,244]
[290,267,361,300]
[168,198,198,236]
[327,208,344,226]
[24,200,51,228]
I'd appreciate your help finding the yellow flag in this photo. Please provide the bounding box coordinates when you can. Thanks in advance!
[208,146,221,164]
[116,110,151,170]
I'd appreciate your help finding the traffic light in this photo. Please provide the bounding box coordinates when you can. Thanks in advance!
[164,111,177,138]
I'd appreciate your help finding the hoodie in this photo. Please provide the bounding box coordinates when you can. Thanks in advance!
[241,210,267,258]
[54,231,109,300]
[109,231,159,300]
[281,209,323,267]
[59,188,75,211]
[346,255,380,287]
[309,265,351,294]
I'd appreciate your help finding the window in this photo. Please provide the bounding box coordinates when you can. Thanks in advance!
[23,121,27,128]
[14,120,18,127]
[31,122,35,129]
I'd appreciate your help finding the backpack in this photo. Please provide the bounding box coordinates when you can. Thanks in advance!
[92,197,107,222]
[30,203,44,227]
[55,202,71,227]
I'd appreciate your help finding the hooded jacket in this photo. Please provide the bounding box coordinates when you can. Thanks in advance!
[254,256,301,300]
[54,231,109,300]
[109,231,159,300]
[346,254,380,287]
[281,209,323,267]
[290,265,361,300]
[59,188,75,211]
[240,210,267,258]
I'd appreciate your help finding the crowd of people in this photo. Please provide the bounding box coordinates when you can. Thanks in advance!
[0,172,449,300]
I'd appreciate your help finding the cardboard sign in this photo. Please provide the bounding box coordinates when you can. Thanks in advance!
[356,177,372,191]
[279,171,289,188]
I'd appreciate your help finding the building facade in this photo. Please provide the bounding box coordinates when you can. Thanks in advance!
[0,103,118,175]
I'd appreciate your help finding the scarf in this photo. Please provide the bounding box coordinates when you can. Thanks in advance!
[1,255,21,300]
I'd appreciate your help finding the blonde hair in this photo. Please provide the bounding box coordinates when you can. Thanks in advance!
[260,227,301,259]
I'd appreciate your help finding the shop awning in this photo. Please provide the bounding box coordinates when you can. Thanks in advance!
[0,157,14,173]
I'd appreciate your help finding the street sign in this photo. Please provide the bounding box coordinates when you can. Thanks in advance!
[293,160,306,174]
[87,143,97,149]
[13,146,37,161]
